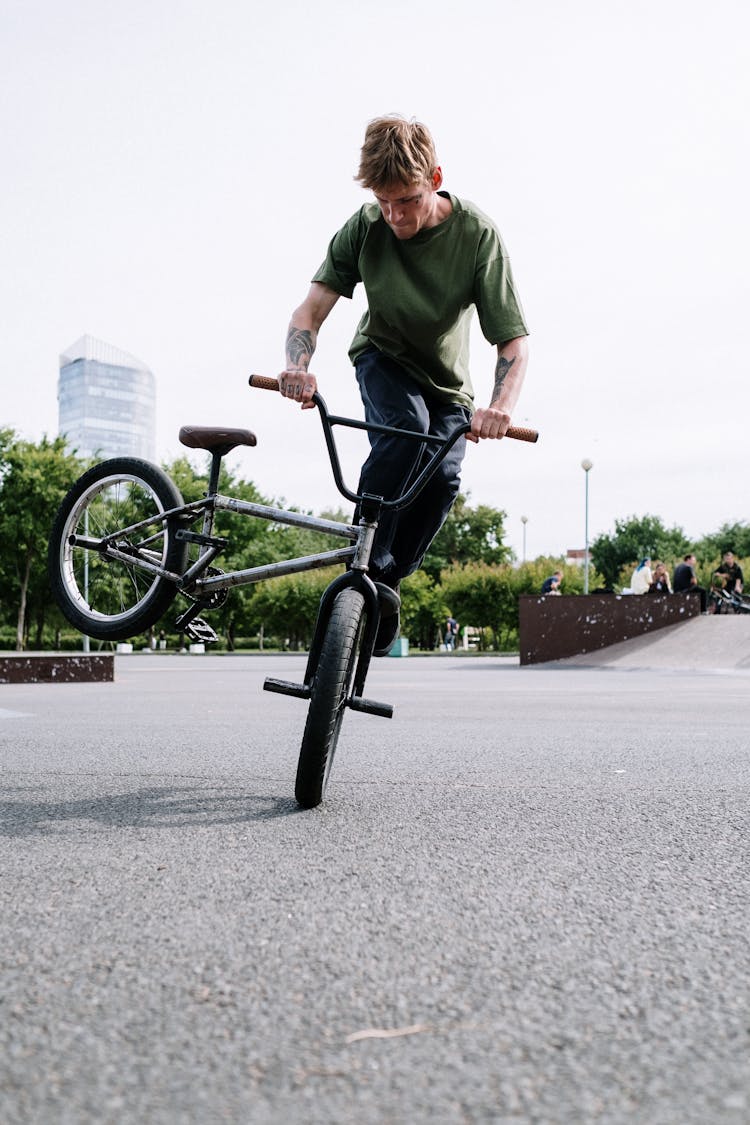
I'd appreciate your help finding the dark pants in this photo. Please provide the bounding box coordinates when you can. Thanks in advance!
[354,348,471,584]
[677,586,707,613]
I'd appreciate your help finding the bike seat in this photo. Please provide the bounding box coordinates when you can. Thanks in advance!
[179,426,257,455]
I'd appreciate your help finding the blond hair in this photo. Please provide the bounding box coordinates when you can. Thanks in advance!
[355,115,438,193]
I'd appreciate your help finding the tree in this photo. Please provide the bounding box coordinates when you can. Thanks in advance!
[0,434,85,649]
[247,567,336,650]
[422,493,511,580]
[590,515,690,591]
[439,562,517,651]
[400,569,445,650]
[696,521,750,562]
[163,455,328,648]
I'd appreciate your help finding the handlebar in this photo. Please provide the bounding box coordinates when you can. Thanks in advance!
[249,373,538,509]
[248,375,539,443]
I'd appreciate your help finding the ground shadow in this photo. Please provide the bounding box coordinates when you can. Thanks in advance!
[0,783,302,838]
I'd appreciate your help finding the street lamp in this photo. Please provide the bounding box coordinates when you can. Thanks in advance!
[520,515,528,564]
[581,459,593,594]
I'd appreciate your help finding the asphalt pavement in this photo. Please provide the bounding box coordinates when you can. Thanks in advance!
[1,651,749,1124]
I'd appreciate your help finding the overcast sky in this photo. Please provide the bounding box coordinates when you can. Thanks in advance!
[3,0,748,560]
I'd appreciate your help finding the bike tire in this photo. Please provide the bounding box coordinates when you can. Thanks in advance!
[295,587,366,809]
[48,458,188,641]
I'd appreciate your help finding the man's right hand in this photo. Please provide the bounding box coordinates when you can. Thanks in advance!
[278,370,318,409]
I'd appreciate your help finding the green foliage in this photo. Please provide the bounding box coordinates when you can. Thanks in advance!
[159,457,352,648]
[590,514,690,591]
[247,567,338,649]
[695,521,750,561]
[439,562,517,651]
[400,569,446,649]
[422,493,511,580]
[0,433,85,649]
[0,427,15,465]
[267,507,354,565]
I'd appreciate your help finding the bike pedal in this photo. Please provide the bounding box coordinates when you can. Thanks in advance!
[263,677,311,700]
[184,617,218,643]
[348,696,393,719]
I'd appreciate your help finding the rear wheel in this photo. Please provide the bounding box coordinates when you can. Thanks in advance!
[295,587,366,809]
[48,458,188,641]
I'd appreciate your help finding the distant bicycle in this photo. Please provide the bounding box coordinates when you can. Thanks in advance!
[709,587,750,615]
[48,376,537,808]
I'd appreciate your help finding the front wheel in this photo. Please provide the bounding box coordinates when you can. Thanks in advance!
[295,587,366,809]
[48,458,188,641]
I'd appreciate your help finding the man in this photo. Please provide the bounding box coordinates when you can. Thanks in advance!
[278,115,529,655]
[713,550,743,595]
[541,570,562,595]
[444,615,459,651]
[673,553,707,613]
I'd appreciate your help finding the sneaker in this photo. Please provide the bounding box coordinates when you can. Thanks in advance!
[373,581,401,657]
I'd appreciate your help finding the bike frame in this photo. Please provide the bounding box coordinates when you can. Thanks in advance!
[82,391,468,587]
[70,390,473,706]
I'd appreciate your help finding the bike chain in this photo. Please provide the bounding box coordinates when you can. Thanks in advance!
[185,565,229,610]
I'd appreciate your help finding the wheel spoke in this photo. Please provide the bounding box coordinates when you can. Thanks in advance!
[49,459,187,641]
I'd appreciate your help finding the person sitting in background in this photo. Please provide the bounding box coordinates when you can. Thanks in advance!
[673,553,707,613]
[630,557,653,595]
[541,570,562,595]
[648,561,672,594]
[713,551,743,595]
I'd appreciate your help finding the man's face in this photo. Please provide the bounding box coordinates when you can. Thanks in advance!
[373,177,440,240]
[724,553,735,565]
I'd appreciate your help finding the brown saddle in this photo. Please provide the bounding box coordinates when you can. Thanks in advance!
[178,426,257,455]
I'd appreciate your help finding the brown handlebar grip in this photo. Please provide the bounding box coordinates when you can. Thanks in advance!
[248,375,280,391]
[506,425,539,443]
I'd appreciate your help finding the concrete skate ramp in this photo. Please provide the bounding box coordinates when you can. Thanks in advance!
[559,615,750,671]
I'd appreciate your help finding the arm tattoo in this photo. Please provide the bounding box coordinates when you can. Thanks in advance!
[286,327,314,369]
[492,355,516,400]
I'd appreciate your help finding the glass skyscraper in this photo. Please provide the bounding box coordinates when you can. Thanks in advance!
[58,334,156,461]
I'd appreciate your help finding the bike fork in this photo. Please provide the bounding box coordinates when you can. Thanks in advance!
[262,505,394,719]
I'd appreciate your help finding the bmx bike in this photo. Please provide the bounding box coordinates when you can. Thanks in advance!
[48,375,538,808]
[709,586,750,615]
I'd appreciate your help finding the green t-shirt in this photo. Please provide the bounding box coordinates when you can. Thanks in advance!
[311,192,528,409]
